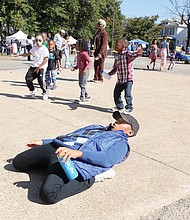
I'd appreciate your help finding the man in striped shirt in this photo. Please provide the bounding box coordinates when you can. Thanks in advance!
[108,38,142,113]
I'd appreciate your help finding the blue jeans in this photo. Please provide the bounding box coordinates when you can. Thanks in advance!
[45,70,56,88]
[63,48,70,67]
[113,81,133,110]
[78,69,90,99]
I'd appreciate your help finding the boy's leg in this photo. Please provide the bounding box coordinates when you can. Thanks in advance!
[13,143,56,172]
[37,68,46,93]
[45,70,51,89]
[40,158,95,204]
[25,67,37,91]
[51,70,56,84]
[171,61,175,70]
[124,81,133,110]
[168,62,171,70]
[113,83,124,109]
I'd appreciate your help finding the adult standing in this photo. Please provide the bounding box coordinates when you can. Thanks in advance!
[93,19,108,82]
[26,35,33,61]
[53,30,65,66]
[62,33,70,68]
[160,35,170,71]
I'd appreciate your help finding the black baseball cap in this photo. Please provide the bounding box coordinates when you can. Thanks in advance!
[113,111,140,136]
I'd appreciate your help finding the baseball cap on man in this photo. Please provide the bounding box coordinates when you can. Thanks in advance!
[113,111,140,136]
[60,30,65,33]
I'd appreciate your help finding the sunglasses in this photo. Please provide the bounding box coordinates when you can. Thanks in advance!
[35,39,42,42]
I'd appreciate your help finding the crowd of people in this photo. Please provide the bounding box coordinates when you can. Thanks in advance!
[4,19,183,204]
[9,18,143,204]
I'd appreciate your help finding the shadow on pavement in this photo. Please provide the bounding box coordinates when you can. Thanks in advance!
[49,96,111,113]
[0,92,111,113]
[4,161,46,204]
[0,92,42,100]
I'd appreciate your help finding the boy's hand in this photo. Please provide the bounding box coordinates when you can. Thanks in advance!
[34,67,40,74]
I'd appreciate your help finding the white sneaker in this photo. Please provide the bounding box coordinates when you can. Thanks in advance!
[30,89,37,98]
[111,107,123,113]
[111,107,118,112]
[42,92,48,100]
[95,168,115,182]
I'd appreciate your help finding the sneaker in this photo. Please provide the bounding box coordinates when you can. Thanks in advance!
[95,168,115,182]
[85,95,91,100]
[111,107,123,113]
[123,108,133,114]
[52,84,57,90]
[42,93,48,100]
[30,89,37,98]
[74,98,85,103]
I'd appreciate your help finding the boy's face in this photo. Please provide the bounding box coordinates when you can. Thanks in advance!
[48,41,55,50]
[114,40,127,52]
[35,36,43,47]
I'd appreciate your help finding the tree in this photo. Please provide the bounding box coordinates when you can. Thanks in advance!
[0,0,125,44]
[168,0,190,51]
[0,0,38,36]
[123,16,162,43]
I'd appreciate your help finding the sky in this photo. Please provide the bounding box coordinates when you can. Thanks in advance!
[120,0,181,22]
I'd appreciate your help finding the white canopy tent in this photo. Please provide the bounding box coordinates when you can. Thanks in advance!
[6,30,28,45]
[69,36,77,45]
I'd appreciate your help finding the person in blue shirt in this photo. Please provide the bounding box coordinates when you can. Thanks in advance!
[12,111,139,204]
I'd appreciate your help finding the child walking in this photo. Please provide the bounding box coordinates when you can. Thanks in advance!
[18,33,49,100]
[45,40,61,92]
[147,39,158,70]
[168,50,176,70]
[73,39,92,103]
[108,37,142,113]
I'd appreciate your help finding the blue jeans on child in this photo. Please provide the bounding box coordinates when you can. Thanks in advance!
[78,69,90,99]
[113,81,133,110]
[45,70,56,88]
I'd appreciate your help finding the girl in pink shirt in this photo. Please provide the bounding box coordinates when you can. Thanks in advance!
[74,39,92,102]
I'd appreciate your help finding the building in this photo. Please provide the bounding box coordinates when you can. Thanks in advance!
[158,18,187,50]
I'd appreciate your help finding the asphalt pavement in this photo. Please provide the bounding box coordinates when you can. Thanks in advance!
[1,55,190,220]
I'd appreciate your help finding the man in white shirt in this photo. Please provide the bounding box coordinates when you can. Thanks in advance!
[54,30,65,65]
[18,33,49,100]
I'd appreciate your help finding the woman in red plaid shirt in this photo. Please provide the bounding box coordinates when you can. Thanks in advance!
[108,38,142,113]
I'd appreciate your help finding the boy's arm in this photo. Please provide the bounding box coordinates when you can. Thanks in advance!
[127,50,142,62]
[18,52,31,57]
[56,60,60,70]
[108,58,118,75]
[55,51,61,70]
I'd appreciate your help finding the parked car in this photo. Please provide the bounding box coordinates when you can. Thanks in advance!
[175,52,190,64]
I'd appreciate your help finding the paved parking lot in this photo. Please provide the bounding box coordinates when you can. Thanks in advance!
[1,55,190,220]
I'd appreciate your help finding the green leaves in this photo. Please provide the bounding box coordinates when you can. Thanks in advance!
[1,0,163,47]
[124,16,161,43]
